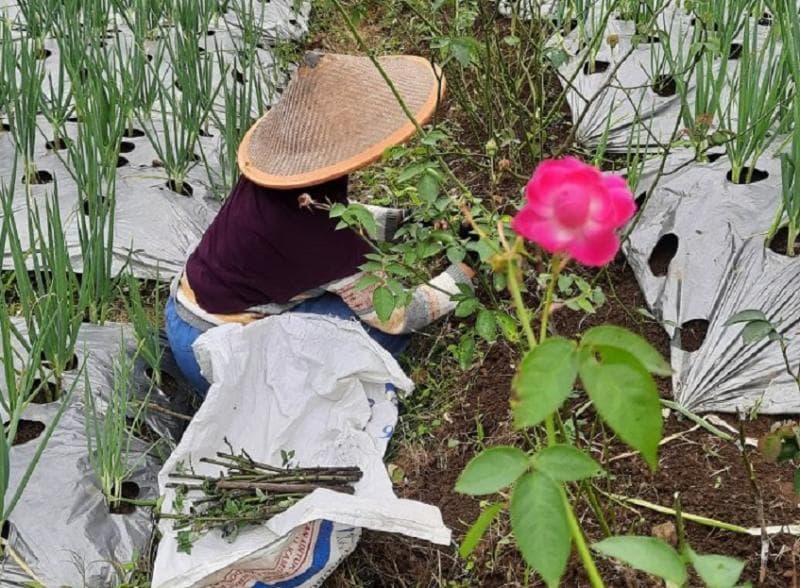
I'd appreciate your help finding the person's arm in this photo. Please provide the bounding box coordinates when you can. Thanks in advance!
[325,263,475,335]
[360,204,406,243]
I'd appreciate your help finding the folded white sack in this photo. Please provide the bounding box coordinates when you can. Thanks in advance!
[153,313,451,588]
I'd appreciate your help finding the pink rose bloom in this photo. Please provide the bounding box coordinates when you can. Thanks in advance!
[511,157,635,266]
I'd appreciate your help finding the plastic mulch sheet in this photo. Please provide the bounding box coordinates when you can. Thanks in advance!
[0,0,310,280]
[624,143,800,413]
[0,321,194,587]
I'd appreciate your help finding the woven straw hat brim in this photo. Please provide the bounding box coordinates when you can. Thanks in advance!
[238,54,444,189]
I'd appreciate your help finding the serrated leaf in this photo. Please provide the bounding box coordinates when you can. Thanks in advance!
[496,312,519,342]
[455,298,480,318]
[581,326,672,376]
[687,547,745,588]
[578,347,662,469]
[458,334,475,369]
[459,502,504,558]
[511,472,570,587]
[455,446,529,495]
[533,445,604,482]
[447,245,466,264]
[513,338,578,428]
[725,309,769,325]
[593,536,687,585]
[355,274,381,290]
[397,162,427,183]
[417,171,441,203]
[372,286,395,322]
[476,310,497,343]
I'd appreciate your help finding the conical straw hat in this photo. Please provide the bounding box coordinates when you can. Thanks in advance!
[238,52,445,188]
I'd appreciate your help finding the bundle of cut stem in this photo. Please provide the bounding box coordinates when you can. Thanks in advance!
[162,450,362,549]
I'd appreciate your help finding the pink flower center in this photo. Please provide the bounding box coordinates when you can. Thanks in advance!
[553,185,590,228]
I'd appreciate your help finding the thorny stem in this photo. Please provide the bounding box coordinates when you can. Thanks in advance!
[507,246,603,586]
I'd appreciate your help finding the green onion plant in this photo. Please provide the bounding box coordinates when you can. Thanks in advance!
[84,343,148,511]
[718,15,787,184]
[123,273,163,386]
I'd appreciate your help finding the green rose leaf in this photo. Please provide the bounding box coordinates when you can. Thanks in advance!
[455,446,529,496]
[476,309,497,343]
[593,536,687,586]
[687,547,745,588]
[511,471,570,587]
[533,444,604,482]
[459,502,504,558]
[513,338,578,429]
[580,326,672,376]
[578,346,662,470]
[372,286,395,322]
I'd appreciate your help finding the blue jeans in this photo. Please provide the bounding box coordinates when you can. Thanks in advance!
[165,294,410,397]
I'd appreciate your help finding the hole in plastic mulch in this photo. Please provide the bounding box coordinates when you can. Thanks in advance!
[652,74,676,97]
[206,29,216,36]
[583,60,610,75]
[642,34,661,44]
[22,170,53,185]
[758,12,773,26]
[4,419,46,445]
[30,379,61,404]
[768,226,800,256]
[635,192,647,207]
[119,140,136,153]
[198,128,214,138]
[690,17,720,31]
[123,128,145,138]
[82,196,109,215]
[1,122,10,132]
[648,233,679,277]
[109,482,140,515]
[1,521,9,540]
[35,48,52,60]
[233,69,246,84]
[146,53,154,62]
[166,180,194,197]
[41,352,79,372]
[677,319,709,352]
[729,43,743,60]
[117,156,129,168]
[550,18,578,33]
[706,152,725,163]
[45,137,71,150]
[67,115,82,123]
[726,167,769,184]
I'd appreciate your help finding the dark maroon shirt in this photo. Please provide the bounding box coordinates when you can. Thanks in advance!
[185,176,371,314]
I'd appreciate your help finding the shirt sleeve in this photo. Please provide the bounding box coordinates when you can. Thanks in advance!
[359,204,406,243]
[325,264,473,335]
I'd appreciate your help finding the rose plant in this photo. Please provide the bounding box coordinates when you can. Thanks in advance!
[456,158,746,587]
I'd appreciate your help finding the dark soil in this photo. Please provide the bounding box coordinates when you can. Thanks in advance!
[648,233,679,277]
[109,481,140,515]
[119,140,136,153]
[584,60,610,75]
[45,137,71,150]
[30,379,62,404]
[123,127,146,138]
[769,226,800,256]
[5,419,45,445]
[727,167,769,184]
[329,261,798,587]
[41,352,79,372]
[678,319,710,352]
[166,179,193,197]
[22,170,53,185]
[653,74,677,97]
